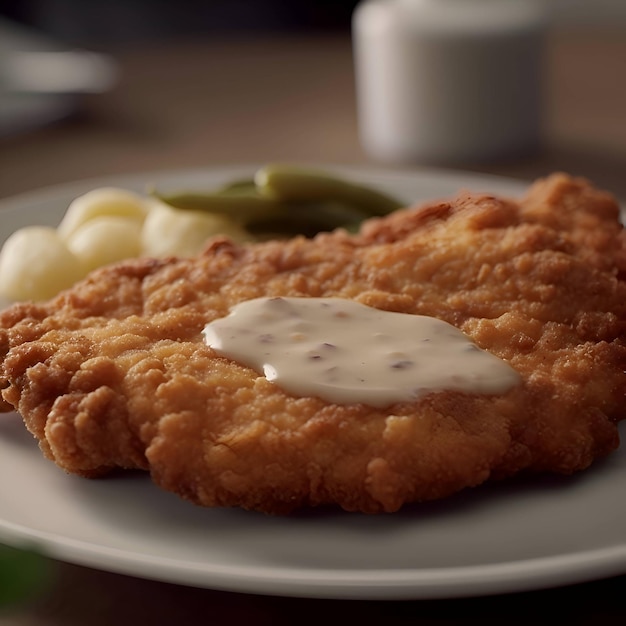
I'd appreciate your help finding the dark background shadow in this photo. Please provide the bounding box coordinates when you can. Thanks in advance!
[0,1,359,45]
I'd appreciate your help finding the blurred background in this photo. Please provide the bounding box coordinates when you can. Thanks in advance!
[0,0,625,200]
[2,0,626,44]
[0,0,360,42]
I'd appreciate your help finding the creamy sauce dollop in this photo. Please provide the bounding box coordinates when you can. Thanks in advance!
[203,297,520,408]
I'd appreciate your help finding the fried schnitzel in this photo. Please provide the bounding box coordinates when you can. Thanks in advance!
[1,173,625,514]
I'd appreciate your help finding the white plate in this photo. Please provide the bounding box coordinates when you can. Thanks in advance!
[0,166,624,600]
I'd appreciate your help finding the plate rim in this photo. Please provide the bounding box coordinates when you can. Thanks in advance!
[0,514,625,599]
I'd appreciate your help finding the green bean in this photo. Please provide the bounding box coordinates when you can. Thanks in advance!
[254,164,404,217]
[245,202,366,237]
[215,178,257,195]
[149,165,406,240]
[150,189,284,223]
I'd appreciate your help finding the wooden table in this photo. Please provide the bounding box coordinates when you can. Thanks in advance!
[0,22,625,625]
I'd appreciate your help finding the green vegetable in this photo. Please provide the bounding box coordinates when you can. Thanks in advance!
[150,190,284,223]
[246,202,366,237]
[151,164,405,239]
[215,178,257,194]
[254,164,404,216]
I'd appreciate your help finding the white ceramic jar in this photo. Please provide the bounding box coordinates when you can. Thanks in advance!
[352,0,549,164]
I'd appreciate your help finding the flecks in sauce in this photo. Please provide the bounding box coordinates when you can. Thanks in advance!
[202,296,520,408]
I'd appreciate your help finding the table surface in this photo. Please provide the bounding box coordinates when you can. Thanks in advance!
[0,21,625,625]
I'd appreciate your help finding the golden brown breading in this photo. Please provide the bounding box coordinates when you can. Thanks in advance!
[1,173,625,514]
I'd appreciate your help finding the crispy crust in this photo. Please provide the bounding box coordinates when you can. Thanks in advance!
[1,173,625,513]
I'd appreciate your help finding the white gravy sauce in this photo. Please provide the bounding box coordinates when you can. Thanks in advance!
[203,296,520,408]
